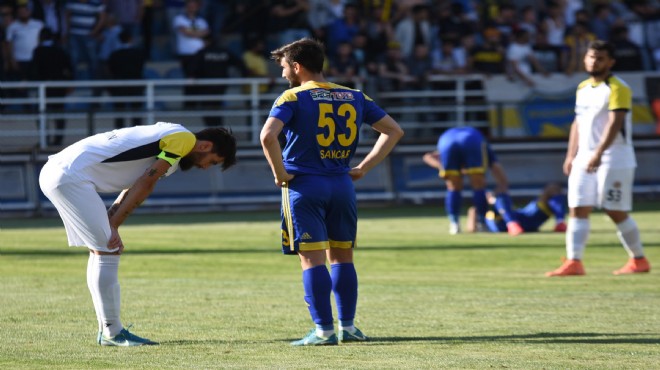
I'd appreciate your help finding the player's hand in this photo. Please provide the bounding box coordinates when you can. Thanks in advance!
[275,173,295,187]
[554,221,567,233]
[586,154,601,173]
[562,158,573,176]
[107,227,124,254]
[348,167,365,181]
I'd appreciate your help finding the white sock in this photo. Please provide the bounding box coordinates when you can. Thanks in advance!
[339,325,355,333]
[315,327,335,338]
[88,254,123,337]
[566,218,590,260]
[87,253,103,335]
[616,217,645,258]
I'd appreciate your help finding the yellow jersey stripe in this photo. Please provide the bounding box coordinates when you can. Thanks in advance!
[281,183,295,252]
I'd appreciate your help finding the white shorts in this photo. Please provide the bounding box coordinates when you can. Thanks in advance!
[39,162,114,252]
[567,166,634,211]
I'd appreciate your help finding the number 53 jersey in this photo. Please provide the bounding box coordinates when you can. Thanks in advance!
[269,81,387,175]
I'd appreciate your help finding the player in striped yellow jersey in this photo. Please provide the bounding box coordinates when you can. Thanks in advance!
[546,40,650,277]
[40,123,237,345]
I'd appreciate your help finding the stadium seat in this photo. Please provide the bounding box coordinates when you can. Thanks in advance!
[164,66,184,79]
[143,67,161,80]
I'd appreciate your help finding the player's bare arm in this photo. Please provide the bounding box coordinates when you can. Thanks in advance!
[587,110,626,173]
[563,118,579,176]
[422,151,442,171]
[260,116,294,186]
[490,162,509,194]
[349,114,404,181]
[108,158,172,229]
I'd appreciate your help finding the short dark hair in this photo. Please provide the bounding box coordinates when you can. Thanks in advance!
[270,38,325,74]
[194,127,237,170]
[588,40,616,59]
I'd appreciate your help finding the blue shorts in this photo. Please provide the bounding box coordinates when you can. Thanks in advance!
[437,127,494,176]
[280,174,357,255]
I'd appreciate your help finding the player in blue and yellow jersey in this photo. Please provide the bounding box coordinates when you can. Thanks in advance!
[423,127,519,235]
[40,123,237,346]
[260,38,404,346]
[546,40,650,277]
[466,183,568,234]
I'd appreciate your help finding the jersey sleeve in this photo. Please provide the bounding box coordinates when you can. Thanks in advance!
[157,131,196,165]
[269,90,297,125]
[547,195,567,221]
[608,80,632,111]
[361,93,387,125]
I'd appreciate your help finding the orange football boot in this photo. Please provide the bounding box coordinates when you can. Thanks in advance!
[613,257,650,275]
[545,259,585,277]
[507,221,524,236]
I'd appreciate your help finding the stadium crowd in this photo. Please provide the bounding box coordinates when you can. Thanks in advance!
[2,0,660,89]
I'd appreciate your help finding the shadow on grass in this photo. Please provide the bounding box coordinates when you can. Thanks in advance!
[371,332,660,345]
[158,332,659,346]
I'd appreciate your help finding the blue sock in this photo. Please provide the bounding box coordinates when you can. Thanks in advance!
[302,265,333,327]
[494,193,517,224]
[473,189,488,223]
[446,190,461,224]
[331,263,358,325]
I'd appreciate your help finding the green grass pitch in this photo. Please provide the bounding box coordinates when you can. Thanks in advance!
[1,205,659,369]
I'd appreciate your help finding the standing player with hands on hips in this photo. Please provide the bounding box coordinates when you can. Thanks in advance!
[40,123,237,346]
[546,40,650,277]
[260,38,404,346]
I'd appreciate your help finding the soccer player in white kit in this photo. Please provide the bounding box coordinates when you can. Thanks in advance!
[39,123,237,345]
[546,40,651,277]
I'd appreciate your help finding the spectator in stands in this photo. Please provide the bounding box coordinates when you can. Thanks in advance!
[173,0,208,107]
[564,21,596,75]
[466,183,568,235]
[0,2,12,83]
[4,4,43,81]
[327,41,358,88]
[564,0,585,28]
[533,29,566,73]
[190,34,247,126]
[30,0,64,42]
[506,29,549,87]
[97,14,122,81]
[269,0,311,47]
[394,4,432,60]
[364,5,393,67]
[324,2,361,58]
[541,1,567,47]
[30,27,73,146]
[610,26,645,71]
[242,34,271,94]
[591,3,617,41]
[436,2,474,46]
[107,0,142,41]
[3,3,43,107]
[307,0,344,43]
[423,126,513,235]
[487,3,517,46]
[222,0,270,43]
[141,0,154,59]
[107,29,145,128]
[202,0,229,37]
[431,37,467,75]
[350,32,373,81]
[468,27,505,76]
[165,0,185,54]
[518,5,538,42]
[65,0,106,79]
[377,41,413,92]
